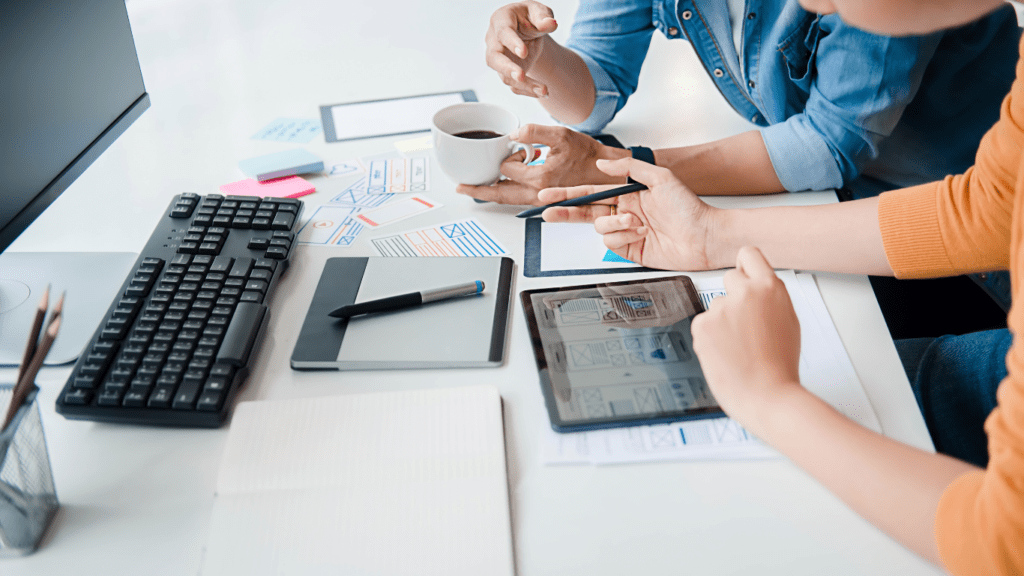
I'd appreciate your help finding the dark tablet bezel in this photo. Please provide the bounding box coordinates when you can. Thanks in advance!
[520,275,723,433]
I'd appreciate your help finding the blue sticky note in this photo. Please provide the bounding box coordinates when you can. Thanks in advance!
[602,250,634,264]
[238,149,325,181]
[251,118,322,143]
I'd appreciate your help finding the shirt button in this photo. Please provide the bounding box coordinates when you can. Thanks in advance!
[747,12,756,19]
[668,26,679,36]
[751,115,759,122]
[681,10,692,20]
[748,80,756,89]
[713,68,724,78]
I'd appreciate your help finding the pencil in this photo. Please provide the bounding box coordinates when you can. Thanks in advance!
[3,305,62,431]
[515,182,648,218]
[16,285,49,385]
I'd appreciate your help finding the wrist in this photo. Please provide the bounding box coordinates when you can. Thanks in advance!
[705,205,739,270]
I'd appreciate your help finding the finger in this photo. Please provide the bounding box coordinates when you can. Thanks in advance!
[496,27,529,59]
[502,149,529,165]
[512,124,570,147]
[594,157,677,188]
[542,204,613,223]
[486,50,526,81]
[602,229,647,252]
[456,180,539,205]
[526,1,557,32]
[593,212,640,235]
[722,267,747,297]
[734,246,775,280]
[537,183,619,204]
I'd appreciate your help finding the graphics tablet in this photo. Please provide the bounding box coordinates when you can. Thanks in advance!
[520,276,722,432]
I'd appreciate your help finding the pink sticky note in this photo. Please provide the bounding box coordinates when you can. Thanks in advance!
[219,175,315,198]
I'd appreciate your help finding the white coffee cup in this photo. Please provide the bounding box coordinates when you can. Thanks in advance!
[431,103,534,186]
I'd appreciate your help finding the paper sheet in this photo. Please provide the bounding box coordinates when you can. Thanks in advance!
[541,222,639,272]
[296,205,366,246]
[329,182,395,208]
[339,156,429,194]
[355,195,441,228]
[370,218,508,257]
[202,386,513,576]
[540,271,880,465]
[250,118,322,143]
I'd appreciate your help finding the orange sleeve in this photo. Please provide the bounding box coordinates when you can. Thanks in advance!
[879,37,1024,575]
[878,46,1024,278]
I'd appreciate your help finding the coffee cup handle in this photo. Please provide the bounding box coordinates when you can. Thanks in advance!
[512,142,536,165]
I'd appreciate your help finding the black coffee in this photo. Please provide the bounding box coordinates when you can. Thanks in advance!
[454,130,502,140]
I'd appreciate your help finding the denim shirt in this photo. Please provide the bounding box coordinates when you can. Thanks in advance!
[564,1,1020,197]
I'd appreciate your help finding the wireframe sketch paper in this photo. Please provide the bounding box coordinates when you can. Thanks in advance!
[200,385,514,576]
[370,219,508,257]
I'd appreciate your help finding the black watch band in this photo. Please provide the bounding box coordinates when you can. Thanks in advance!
[627,146,655,184]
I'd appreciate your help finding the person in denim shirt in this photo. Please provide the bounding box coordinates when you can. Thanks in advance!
[462,0,1019,313]
[459,0,1019,205]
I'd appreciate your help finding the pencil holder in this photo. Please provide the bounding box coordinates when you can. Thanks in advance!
[0,385,58,557]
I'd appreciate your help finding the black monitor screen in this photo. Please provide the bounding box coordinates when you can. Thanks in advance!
[0,0,148,252]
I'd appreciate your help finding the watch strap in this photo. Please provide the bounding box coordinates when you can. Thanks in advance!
[627,146,655,184]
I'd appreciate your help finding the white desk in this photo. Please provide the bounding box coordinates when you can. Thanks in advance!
[6,0,940,574]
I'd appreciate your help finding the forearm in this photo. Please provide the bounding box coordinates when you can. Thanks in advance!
[654,131,785,195]
[530,36,596,125]
[709,196,893,275]
[762,387,979,566]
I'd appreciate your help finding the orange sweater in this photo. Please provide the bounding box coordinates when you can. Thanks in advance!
[878,38,1024,576]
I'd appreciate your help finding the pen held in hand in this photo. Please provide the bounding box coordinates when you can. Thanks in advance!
[328,281,486,319]
[516,182,648,219]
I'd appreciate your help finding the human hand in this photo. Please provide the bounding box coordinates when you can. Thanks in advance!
[486,1,559,98]
[539,157,720,271]
[456,125,627,205]
[690,246,803,438]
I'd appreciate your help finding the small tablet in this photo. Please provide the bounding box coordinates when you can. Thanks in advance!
[520,276,722,432]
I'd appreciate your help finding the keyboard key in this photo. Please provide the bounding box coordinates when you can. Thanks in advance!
[264,246,288,259]
[196,390,224,411]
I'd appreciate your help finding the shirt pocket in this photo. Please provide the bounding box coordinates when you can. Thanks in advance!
[777,12,824,93]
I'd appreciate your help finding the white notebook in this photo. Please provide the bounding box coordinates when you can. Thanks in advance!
[200,385,514,576]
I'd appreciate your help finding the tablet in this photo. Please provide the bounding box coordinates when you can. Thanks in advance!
[520,276,722,432]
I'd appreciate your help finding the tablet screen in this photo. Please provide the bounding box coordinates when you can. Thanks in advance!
[521,276,721,432]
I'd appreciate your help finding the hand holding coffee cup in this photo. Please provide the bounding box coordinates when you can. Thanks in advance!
[432,103,535,186]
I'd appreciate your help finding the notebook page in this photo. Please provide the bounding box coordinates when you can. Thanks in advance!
[203,385,513,576]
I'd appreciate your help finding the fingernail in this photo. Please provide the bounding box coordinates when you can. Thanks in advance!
[595,159,608,165]
[619,215,631,225]
[517,48,526,58]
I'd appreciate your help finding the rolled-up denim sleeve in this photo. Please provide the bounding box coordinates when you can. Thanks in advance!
[562,0,656,134]
[762,17,940,192]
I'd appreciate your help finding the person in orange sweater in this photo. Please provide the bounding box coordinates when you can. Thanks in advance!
[538,0,1022,572]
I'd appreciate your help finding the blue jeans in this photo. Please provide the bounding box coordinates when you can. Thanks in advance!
[895,329,1011,467]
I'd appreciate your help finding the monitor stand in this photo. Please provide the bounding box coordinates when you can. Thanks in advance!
[0,252,138,367]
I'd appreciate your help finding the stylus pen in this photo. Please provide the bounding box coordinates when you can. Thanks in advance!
[515,182,648,218]
[328,281,486,318]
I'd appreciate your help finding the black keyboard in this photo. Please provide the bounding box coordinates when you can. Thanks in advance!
[55,193,303,427]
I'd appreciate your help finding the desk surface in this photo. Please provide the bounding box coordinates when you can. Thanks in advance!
[5,0,940,574]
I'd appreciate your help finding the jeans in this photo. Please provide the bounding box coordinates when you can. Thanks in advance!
[895,329,1011,467]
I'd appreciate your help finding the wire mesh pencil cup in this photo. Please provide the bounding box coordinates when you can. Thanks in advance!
[0,385,58,557]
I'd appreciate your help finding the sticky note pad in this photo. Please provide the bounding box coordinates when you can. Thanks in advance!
[238,149,324,181]
[220,176,316,199]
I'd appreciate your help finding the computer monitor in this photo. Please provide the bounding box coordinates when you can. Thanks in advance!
[0,0,151,365]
